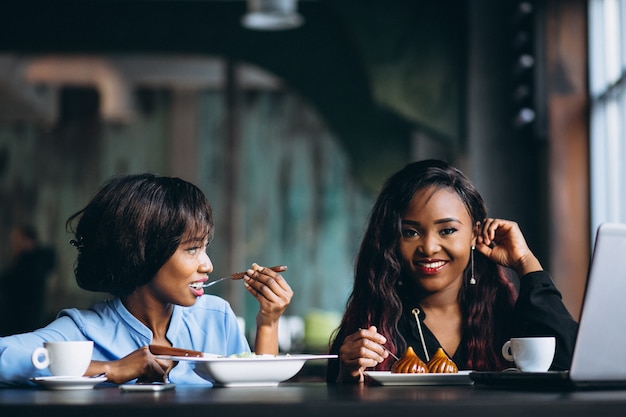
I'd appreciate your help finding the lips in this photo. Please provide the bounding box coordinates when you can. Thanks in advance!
[416,260,447,275]
[189,282,204,290]
[189,282,205,298]
[189,277,208,292]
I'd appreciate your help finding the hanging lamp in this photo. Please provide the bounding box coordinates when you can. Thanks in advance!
[241,0,304,31]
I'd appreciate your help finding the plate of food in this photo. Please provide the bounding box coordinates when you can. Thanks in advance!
[364,370,474,386]
[161,353,337,387]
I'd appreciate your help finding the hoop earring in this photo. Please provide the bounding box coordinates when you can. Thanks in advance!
[469,245,476,285]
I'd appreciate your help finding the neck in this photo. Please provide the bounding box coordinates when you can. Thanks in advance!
[418,289,460,311]
[122,291,174,340]
[406,279,462,311]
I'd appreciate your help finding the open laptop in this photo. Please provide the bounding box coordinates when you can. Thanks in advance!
[470,223,626,389]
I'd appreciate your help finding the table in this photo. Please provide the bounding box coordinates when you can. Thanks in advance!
[2,382,626,417]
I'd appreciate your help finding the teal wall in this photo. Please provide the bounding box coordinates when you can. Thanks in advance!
[195,89,371,332]
[0,84,371,337]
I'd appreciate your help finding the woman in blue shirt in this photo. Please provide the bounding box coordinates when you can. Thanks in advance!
[0,173,293,386]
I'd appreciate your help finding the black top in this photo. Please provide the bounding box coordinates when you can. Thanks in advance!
[327,271,578,381]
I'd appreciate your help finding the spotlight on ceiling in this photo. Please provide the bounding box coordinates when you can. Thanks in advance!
[241,0,304,31]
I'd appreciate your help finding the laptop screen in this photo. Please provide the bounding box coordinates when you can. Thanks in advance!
[570,223,626,382]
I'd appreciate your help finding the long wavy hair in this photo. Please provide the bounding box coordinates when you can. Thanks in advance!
[328,160,516,376]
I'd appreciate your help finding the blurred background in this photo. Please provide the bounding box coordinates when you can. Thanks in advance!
[0,0,623,351]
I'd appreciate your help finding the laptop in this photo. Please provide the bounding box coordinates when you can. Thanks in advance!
[470,223,626,389]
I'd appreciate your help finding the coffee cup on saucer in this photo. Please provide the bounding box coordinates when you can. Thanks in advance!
[31,341,94,377]
[502,337,556,372]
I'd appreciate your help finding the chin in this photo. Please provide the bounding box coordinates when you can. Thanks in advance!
[414,276,448,290]
[179,298,199,307]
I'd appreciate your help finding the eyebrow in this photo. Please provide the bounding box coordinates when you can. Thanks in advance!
[401,217,464,226]
[179,235,208,245]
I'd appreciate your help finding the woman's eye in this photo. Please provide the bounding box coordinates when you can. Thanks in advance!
[187,246,200,255]
[440,228,457,236]
[401,229,419,238]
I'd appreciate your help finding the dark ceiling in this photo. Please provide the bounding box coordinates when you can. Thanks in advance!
[0,0,467,190]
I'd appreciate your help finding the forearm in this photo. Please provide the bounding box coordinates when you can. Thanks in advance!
[253,322,279,354]
[0,326,73,386]
[513,271,578,370]
[85,360,110,378]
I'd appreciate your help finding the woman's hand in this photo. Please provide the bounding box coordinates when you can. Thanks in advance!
[85,346,173,384]
[246,263,293,354]
[475,218,543,276]
[337,326,389,383]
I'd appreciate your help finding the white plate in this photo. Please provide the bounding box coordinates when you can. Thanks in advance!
[163,354,336,387]
[31,375,108,390]
[364,370,474,386]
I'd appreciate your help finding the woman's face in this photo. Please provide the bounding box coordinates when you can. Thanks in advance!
[149,234,213,307]
[399,186,476,295]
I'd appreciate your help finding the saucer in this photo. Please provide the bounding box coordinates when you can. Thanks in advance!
[31,375,108,390]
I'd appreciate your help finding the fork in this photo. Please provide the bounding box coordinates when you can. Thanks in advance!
[201,265,287,288]
[201,276,233,288]
[385,348,399,361]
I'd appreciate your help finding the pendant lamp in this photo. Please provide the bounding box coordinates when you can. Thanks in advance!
[241,0,304,31]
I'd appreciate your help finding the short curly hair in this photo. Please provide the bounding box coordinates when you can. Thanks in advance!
[66,173,214,297]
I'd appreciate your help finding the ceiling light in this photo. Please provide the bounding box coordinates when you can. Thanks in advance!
[242,0,304,31]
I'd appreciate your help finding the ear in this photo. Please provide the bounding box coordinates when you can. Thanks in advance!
[471,221,481,247]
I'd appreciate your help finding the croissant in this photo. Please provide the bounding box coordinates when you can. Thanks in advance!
[426,347,458,373]
[391,346,428,373]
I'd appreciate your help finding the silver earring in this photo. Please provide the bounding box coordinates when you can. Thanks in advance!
[469,245,476,285]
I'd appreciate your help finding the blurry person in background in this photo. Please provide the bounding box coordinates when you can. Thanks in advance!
[0,224,56,336]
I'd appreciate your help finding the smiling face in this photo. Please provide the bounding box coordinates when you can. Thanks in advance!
[148,234,213,307]
[399,186,477,295]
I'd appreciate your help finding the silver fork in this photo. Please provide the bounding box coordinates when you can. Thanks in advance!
[201,276,232,288]
[201,265,287,288]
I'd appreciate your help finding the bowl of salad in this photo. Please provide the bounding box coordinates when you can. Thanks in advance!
[168,352,337,387]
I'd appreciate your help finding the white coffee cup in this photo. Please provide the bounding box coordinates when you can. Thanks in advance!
[502,337,556,372]
[31,341,94,376]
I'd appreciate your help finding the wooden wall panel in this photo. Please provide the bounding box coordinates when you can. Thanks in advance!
[546,0,589,319]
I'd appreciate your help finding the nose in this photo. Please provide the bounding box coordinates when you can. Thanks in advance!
[199,252,213,274]
[417,232,440,257]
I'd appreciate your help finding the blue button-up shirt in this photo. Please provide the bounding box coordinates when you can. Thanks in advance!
[0,295,250,386]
